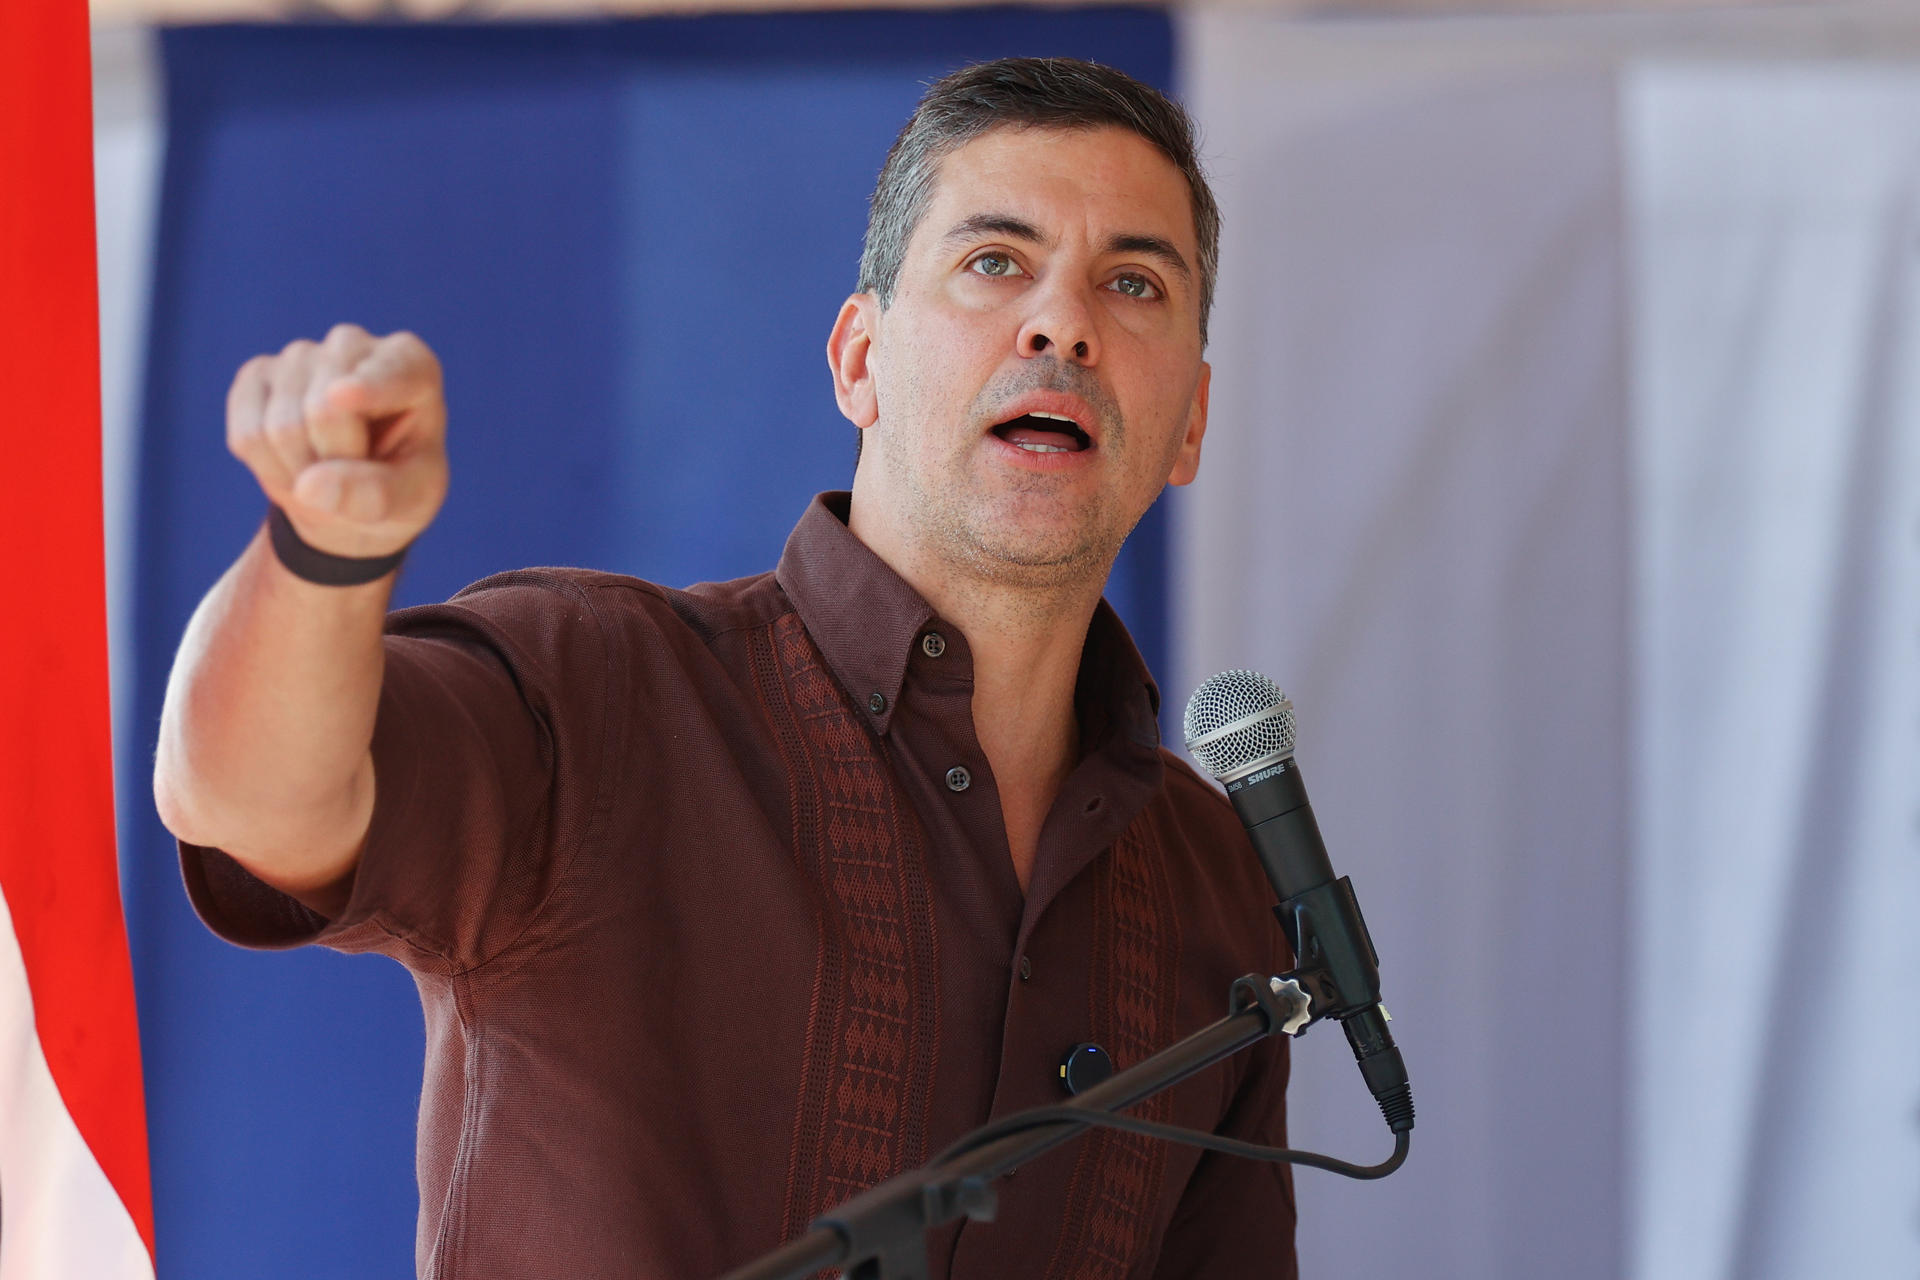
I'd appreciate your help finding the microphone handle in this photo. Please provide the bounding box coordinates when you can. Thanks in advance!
[1224,759,1335,898]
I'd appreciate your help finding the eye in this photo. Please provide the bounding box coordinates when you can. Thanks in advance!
[1108,272,1160,300]
[968,252,1024,278]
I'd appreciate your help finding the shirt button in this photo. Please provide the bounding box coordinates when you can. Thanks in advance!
[868,692,887,714]
[921,631,947,658]
[1019,955,1033,981]
[945,766,971,792]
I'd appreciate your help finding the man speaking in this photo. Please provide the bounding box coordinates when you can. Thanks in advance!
[154,58,1298,1278]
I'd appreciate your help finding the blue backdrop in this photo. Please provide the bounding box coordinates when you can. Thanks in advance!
[127,16,1175,1277]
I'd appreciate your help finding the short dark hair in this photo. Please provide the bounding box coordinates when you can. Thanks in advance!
[858,57,1220,346]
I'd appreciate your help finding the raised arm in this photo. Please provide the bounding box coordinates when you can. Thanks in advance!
[153,324,449,915]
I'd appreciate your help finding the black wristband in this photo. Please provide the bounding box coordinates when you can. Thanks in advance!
[266,505,410,586]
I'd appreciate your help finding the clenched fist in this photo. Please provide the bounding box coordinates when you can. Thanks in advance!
[228,323,449,561]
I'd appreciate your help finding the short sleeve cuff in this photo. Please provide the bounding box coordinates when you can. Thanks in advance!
[176,635,439,962]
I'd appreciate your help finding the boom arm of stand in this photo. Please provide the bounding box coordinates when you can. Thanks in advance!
[716,977,1301,1280]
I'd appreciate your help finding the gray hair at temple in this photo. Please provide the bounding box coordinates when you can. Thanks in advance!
[857,57,1221,347]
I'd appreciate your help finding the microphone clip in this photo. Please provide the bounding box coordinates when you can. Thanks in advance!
[1272,875,1383,1024]
[1268,877,1416,1135]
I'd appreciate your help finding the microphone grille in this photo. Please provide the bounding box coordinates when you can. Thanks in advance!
[1182,669,1298,783]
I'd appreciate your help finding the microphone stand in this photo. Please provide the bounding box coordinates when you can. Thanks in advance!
[718,973,1316,1280]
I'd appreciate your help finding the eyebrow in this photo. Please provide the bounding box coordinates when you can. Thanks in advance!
[939,213,1049,251]
[938,213,1194,285]
[1103,232,1193,285]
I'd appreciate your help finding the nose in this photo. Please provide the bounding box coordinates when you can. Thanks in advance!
[1016,281,1099,365]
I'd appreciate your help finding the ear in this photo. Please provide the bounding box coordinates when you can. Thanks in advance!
[1166,360,1210,487]
[828,294,880,429]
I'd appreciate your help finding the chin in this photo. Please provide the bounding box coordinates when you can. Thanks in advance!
[954,518,1115,584]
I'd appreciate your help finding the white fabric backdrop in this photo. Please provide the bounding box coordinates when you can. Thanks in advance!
[1180,10,1920,1279]
[1178,19,1630,1279]
[1625,61,1920,1280]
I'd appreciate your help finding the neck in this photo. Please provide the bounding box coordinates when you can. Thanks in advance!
[938,576,1093,779]
[873,524,1099,775]
[848,497,1107,891]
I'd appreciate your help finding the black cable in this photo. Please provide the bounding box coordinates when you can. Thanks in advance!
[934,1106,1411,1180]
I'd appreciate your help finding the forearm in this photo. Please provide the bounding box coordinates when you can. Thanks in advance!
[155,523,392,888]
[156,323,445,898]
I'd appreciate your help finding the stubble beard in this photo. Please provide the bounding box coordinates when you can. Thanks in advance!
[885,360,1135,593]
[926,475,1115,590]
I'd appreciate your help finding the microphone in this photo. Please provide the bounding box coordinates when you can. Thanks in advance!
[1184,671,1414,1134]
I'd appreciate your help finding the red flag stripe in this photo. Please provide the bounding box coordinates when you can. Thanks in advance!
[0,0,156,1258]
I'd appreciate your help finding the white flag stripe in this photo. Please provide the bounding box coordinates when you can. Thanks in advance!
[0,888,153,1280]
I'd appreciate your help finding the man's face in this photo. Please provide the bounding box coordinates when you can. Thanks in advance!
[833,124,1210,590]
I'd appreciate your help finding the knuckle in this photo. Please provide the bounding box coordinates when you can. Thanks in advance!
[262,413,309,447]
[326,321,366,346]
[228,358,268,402]
[389,330,439,371]
[279,337,317,360]
[302,380,341,417]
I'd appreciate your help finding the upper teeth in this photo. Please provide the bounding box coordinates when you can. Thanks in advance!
[1029,412,1077,425]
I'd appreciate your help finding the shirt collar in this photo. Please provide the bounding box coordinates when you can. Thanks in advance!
[775,492,1162,753]
[1075,598,1164,755]
[776,493,932,736]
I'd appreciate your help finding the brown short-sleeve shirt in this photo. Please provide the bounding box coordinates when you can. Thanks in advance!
[182,493,1298,1280]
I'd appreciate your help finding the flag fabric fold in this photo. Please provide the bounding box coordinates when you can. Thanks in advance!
[0,1,157,1275]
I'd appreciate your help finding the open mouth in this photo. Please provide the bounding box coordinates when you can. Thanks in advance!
[991,411,1093,454]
